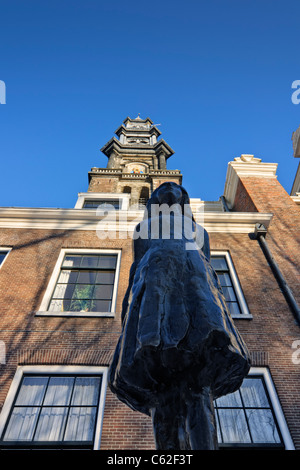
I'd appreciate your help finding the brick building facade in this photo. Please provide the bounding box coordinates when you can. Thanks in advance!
[0,116,299,450]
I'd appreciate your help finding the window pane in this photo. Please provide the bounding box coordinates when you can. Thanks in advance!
[90,300,111,312]
[215,389,242,408]
[211,257,228,271]
[83,201,100,208]
[96,271,115,284]
[49,299,64,312]
[43,377,74,406]
[15,377,48,406]
[58,270,78,284]
[64,407,97,441]
[83,200,119,210]
[93,284,114,300]
[63,256,82,268]
[241,378,269,408]
[81,256,100,268]
[247,409,281,443]
[72,284,94,299]
[34,407,68,441]
[77,271,97,284]
[69,299,91,312]
[98,201,119,210]
[52,283,75,300]
[0,252,8,265]
[217,273,232,287]
[71,377,101,406]
[99,255,117,269]
[228,302,241,315]
[221,286,237,302]
[3,407,40,441]
[218,409,251,443]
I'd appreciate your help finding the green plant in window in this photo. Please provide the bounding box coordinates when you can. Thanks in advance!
[70,285,95,312]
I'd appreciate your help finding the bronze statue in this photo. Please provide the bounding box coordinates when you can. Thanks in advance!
[109,182,250,450]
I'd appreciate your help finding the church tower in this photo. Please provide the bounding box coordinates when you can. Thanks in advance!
[87,115,182,206]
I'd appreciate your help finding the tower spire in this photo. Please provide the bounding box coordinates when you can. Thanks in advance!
[88,116,182,200]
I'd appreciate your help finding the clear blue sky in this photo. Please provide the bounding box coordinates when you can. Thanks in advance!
[1,0,300,208]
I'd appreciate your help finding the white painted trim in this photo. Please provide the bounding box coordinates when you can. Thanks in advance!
[36,310,116,318]
[211,250,251,318]
[0,206,273,234]
[0,247,12,270]
[291,193,300,204]
[37,248,121,317]
[291,162,300,196]
[249,367,295,450]
[0,365,108,450]
[75,192,131,210]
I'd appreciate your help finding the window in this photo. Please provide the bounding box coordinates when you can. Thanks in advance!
[83,199,120,210]
[74,193,130,210]
[211,252,250,318]
[0,366,108,449]
[138,187,150,208]
[38,249,121,317]
[0,249,10,268]
[214,369,294,449]
[49,253,118,314]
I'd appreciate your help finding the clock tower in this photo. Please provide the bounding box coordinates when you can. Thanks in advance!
[87,115,182,205]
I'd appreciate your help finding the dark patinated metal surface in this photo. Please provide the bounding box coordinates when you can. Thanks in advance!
[109,182,250,450]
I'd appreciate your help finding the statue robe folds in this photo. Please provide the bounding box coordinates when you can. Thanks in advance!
[109,207,250,417]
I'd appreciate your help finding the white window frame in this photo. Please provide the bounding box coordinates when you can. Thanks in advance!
[211,250,251,319]
[241,368,294,450]
[0,247,11,270]
[75,192,131,210]
[0,365,108,450]
[37,248,121,317]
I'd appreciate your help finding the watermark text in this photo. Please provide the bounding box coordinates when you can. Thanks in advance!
[0,80,6,104]
[291,80,300,105]
[96,202,204,251]
[292,340,300,364]
[0,341,5,364]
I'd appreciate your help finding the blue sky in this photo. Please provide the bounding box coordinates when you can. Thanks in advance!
[0,0,300,208]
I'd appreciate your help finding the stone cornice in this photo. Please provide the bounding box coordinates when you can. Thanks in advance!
[100,136,174,158]
[88,168,182,181]
[114,124,161,138]
[0,206,273,233]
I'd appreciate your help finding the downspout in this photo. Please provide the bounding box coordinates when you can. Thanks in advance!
[220,196,230,212]
[254,223,300,327]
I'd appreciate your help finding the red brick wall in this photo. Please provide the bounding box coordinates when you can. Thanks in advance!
[230,174,300,449]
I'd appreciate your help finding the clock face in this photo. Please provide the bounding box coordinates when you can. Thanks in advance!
[126,162,147,174]
[131,167,143,174]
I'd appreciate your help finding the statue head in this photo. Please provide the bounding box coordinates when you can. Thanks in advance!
[145,182,194,220]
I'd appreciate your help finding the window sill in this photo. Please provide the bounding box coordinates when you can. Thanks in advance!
[232,314,253,319]
[35,311,116,318]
